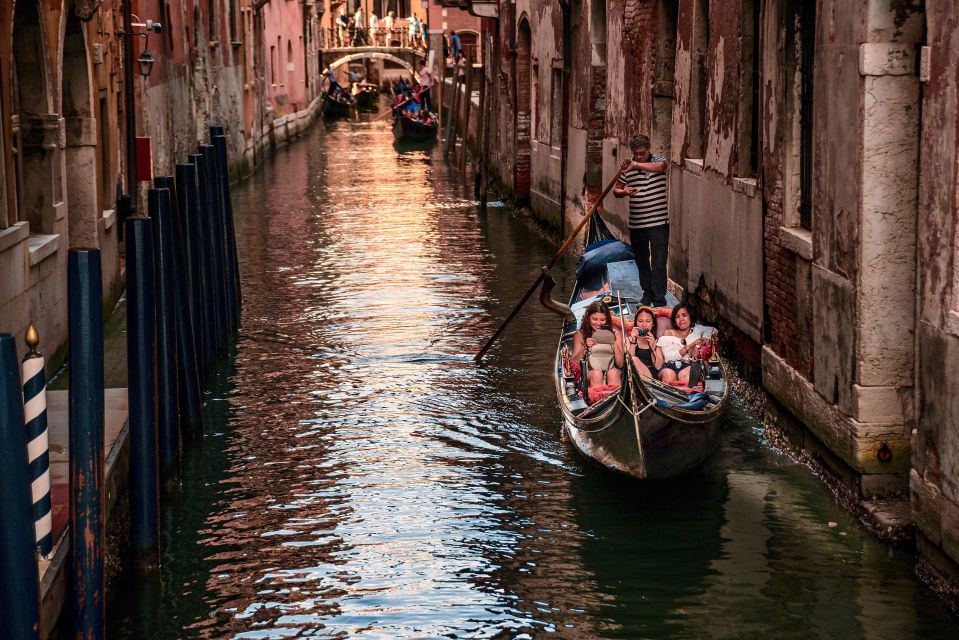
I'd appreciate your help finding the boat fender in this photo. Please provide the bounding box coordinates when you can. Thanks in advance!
[674,392,708,411]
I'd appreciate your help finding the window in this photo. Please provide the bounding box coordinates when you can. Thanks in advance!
[550,67,563,147]
[270,45,276,84]
[735,0,760,177]
[784,0,815,229]
[690,0,709,158]
[531,61,539,142]
[208,0,216,41]
[229,0,239,42]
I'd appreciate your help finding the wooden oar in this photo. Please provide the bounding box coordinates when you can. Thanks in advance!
[373,88,426,121]
[473,166,627,362]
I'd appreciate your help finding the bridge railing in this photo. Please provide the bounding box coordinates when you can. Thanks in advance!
[323,26,428,50]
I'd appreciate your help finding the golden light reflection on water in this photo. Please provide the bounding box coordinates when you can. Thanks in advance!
[107,112,959,640]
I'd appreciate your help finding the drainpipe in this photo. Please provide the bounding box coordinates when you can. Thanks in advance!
[123,0,137,213]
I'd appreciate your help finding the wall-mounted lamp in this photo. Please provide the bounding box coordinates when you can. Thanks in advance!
[137,48,155,77]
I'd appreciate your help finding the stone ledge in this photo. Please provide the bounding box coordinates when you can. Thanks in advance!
[0,221,30,253]
[102,209,117,231]
[779,225,813,260]
[28,234,60,267]
[731,177,757,198]
[683,158,704,176]
[762,345,910,477]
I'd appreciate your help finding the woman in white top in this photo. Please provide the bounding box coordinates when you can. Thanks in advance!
[408,17,419,47]
[369,13,379,45]
[383,11,395,46]
[656,302,706,385]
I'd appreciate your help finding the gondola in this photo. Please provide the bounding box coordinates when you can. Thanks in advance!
[322,89,354,118]
[392,111,438,141]
[541,214,728,479]
[353,84,379,110]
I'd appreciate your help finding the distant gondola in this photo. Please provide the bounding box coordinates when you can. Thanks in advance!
[542,213,728,480]
[323,89,354,118]
[354,84,379,110]
[392,111,438,141]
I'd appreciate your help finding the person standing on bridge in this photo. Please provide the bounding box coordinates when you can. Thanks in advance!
[337,6,349,47]
[369,11,379,46]
[383,11,395,47]
[353,6,366,45]
[408,16,419,48]
[450,31,462,64]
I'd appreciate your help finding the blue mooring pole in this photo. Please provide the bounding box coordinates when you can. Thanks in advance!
[196,148,227,356]
[125,217,159,569]
[186,155,217,375]
[149,189,180,480]
[156,175,203,441]
[68,248,105,639]
[201,144,230,353]
[21,326,52,559]
[0,334,42,639]
[211,128,242,331]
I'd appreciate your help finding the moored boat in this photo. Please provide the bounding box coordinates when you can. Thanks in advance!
[392,112,438,141]
[543,214,728,479]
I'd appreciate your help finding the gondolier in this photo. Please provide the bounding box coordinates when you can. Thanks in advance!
[613,134,669,308]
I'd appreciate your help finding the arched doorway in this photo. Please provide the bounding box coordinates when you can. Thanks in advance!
[12,0,57,234]
[514,18,532,202]
[62,10,99,248]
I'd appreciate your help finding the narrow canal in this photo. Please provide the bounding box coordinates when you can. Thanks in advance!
[108,113,956,638]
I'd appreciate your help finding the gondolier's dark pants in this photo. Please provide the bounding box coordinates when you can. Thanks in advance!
[419,87,431,112]
[629,224,669,305]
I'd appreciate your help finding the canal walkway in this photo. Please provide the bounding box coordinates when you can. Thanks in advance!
[101,111,958,638]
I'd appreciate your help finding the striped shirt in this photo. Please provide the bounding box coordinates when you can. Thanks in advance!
[617,154,669,229]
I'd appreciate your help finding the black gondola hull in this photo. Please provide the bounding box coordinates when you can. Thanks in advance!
[323,93,353,118]
[393,114,438,141]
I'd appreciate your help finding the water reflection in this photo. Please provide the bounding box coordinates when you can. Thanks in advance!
[107,112,957,639]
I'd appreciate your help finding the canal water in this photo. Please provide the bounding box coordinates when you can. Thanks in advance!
[108,113,957,638]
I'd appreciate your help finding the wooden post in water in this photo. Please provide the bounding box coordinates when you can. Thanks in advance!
[459,58,475,182]
[437,56,445,128]
[475,62,486,203]
[444,68,460,160]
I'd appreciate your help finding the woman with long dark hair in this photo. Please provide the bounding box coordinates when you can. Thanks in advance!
[571,301,624,388]
[626,306,664,378]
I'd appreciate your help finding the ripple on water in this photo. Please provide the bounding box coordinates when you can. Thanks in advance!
[106,110,958,640]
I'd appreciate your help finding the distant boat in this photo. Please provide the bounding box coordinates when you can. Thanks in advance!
[543,214,728,479]
[392,111,438,141]
[323,90,354,118]
[354,84,379,110]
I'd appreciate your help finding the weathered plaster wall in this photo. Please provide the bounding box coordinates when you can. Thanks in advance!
[913,0,959,602]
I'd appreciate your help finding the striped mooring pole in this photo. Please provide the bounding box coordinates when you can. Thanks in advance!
[21,325,52,559]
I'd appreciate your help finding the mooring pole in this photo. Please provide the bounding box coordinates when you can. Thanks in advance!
[125,216,159,569]
[211,127,242,328]
[149,189,180,480]
[68,248,105,640]
[156,175,203,441]
[186,155,217,374]
[21,325,52,559]
[0,334,42,639]
[199,145,228,354]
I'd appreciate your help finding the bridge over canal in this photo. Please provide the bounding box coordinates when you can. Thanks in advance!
[321,45,427,80]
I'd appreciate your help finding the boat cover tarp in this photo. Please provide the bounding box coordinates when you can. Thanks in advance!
[575,240,634,280]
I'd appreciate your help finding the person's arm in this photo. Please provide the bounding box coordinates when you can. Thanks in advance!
[612,159,634,198]
[651,345,665,369]
[571,332,586,363]
[614,329,625,368]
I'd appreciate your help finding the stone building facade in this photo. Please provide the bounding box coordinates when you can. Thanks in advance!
[0,0,321,371]
[464,0,958,609]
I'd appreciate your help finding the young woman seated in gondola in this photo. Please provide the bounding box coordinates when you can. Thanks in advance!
[656,302,714,385]
[626,306,664,378]
[571,301,624,389]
